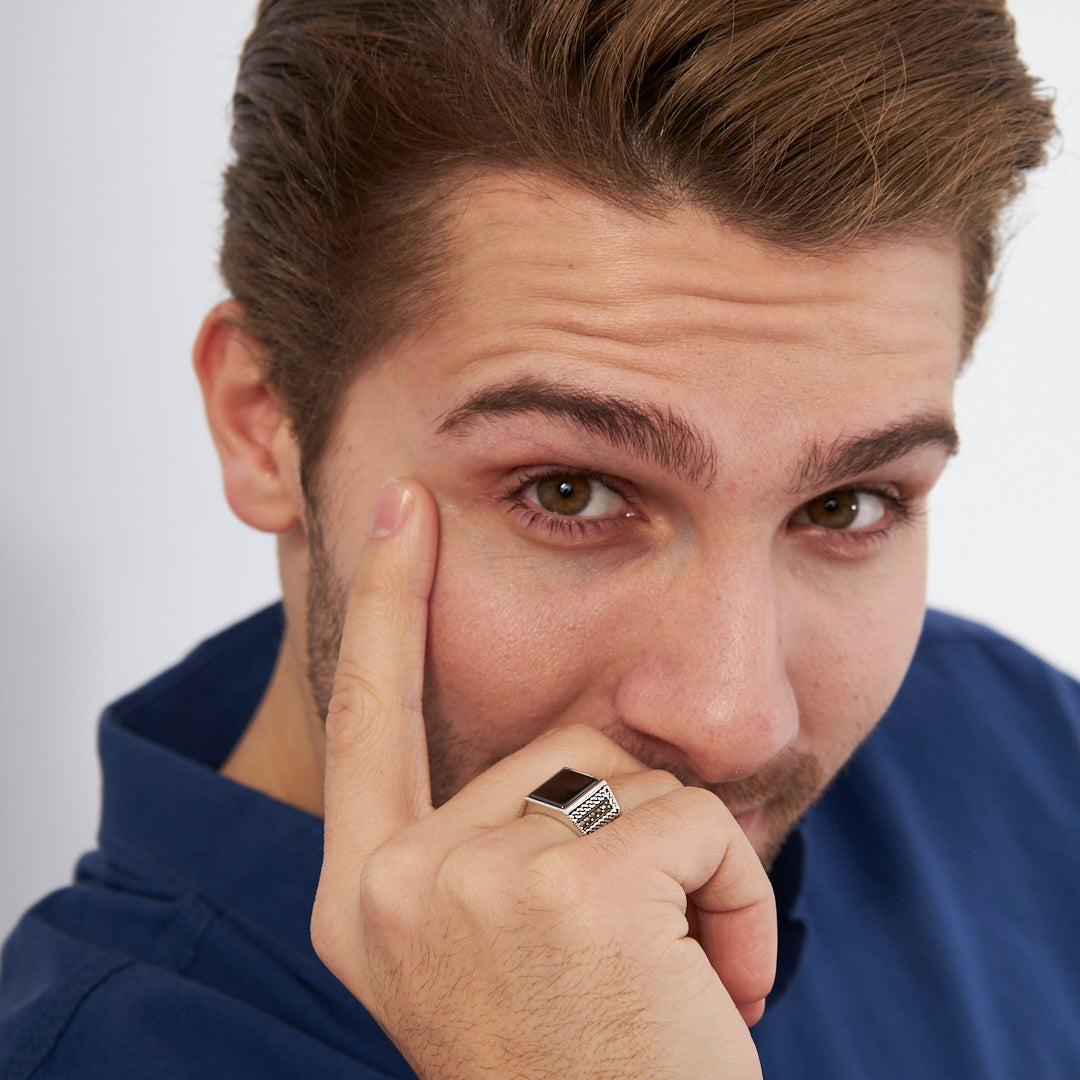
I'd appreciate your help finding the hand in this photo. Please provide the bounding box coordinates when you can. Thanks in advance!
[310,478,776,1080]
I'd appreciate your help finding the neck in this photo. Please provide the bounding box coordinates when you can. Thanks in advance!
[220,633,326,817]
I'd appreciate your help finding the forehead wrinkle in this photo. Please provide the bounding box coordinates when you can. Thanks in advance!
[435,374,718,488]
[794,412,960,494]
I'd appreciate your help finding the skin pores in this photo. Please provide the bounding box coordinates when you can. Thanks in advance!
[246,172,963,868]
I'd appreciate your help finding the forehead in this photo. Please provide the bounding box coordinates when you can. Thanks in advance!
[344,171,963,465]
[442,172,957,320]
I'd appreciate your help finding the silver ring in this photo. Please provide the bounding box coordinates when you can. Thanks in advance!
[522,768,621,835]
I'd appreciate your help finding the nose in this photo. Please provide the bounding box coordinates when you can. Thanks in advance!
[613,551,799,784]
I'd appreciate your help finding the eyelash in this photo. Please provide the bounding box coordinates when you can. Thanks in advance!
[500,467,639,539]
[797,484,918,553]
[500,469,918,547]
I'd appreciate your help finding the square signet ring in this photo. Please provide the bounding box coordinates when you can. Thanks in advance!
[522,768,621,836]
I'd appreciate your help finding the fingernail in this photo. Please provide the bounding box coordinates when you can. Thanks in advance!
[369,479,413,538]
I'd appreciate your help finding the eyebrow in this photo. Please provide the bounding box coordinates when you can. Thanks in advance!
[435,373,959,494]
[794,413,959,494]
[436,375,720,487]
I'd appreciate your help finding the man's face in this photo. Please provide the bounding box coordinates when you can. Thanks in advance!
[302,172,962,867]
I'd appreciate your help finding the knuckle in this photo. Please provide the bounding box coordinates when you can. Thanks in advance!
[536,722,614,758]
[323,671,387,749]
[670,783,727,817]
[309,893,344,965]
[641,767,680,785]
[525,842,606,910]
[585,819,638,865]
[348,565,398,610]
[635,767,684,796]
[435,834,514,909]
[358,836,429,916]
[329,655,386,705]
[309,883,368,992]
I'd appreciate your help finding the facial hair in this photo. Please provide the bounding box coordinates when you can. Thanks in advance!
[305,512,829,871]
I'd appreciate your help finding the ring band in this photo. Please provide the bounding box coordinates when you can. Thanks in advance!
[522,768,621,835]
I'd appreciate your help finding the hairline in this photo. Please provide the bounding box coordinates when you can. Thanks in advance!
[299,164,965,504]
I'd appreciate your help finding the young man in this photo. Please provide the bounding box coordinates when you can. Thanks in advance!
[3,1,1077,1077]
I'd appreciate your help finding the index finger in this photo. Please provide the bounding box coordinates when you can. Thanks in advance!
[320,477,439,873]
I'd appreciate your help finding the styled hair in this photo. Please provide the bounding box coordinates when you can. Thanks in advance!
[221,0,1054,480]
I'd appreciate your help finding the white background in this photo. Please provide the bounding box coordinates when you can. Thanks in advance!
[1,1,1077,937]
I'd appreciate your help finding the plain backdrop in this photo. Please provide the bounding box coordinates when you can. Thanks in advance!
[1,0,1077,937]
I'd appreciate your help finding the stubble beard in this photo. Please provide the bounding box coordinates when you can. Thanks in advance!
[305,517,828,872]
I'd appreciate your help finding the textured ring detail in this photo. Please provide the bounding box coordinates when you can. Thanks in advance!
[522,768,621,835]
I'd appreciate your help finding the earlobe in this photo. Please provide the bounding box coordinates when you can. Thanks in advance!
[194,301,303,534]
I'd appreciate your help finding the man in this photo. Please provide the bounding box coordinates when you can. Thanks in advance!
[2,0,1077,1077]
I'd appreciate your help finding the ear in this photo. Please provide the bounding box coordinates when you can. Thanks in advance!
[194,301,303,534]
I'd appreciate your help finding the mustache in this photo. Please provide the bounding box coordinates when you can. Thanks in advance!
[457,720,825,820]
[607,733,824,821]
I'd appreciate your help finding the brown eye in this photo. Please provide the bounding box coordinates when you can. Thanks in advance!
[805,489,860,529]
[535,476,594,515]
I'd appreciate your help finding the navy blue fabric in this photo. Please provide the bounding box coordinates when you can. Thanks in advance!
[754,614,1080,1078]
[2,606,1078,1077]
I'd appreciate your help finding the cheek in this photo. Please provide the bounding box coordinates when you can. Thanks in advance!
[791,542,928,771]
[423,539,648,738]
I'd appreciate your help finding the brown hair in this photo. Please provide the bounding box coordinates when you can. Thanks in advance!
[220,0,1054,482]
